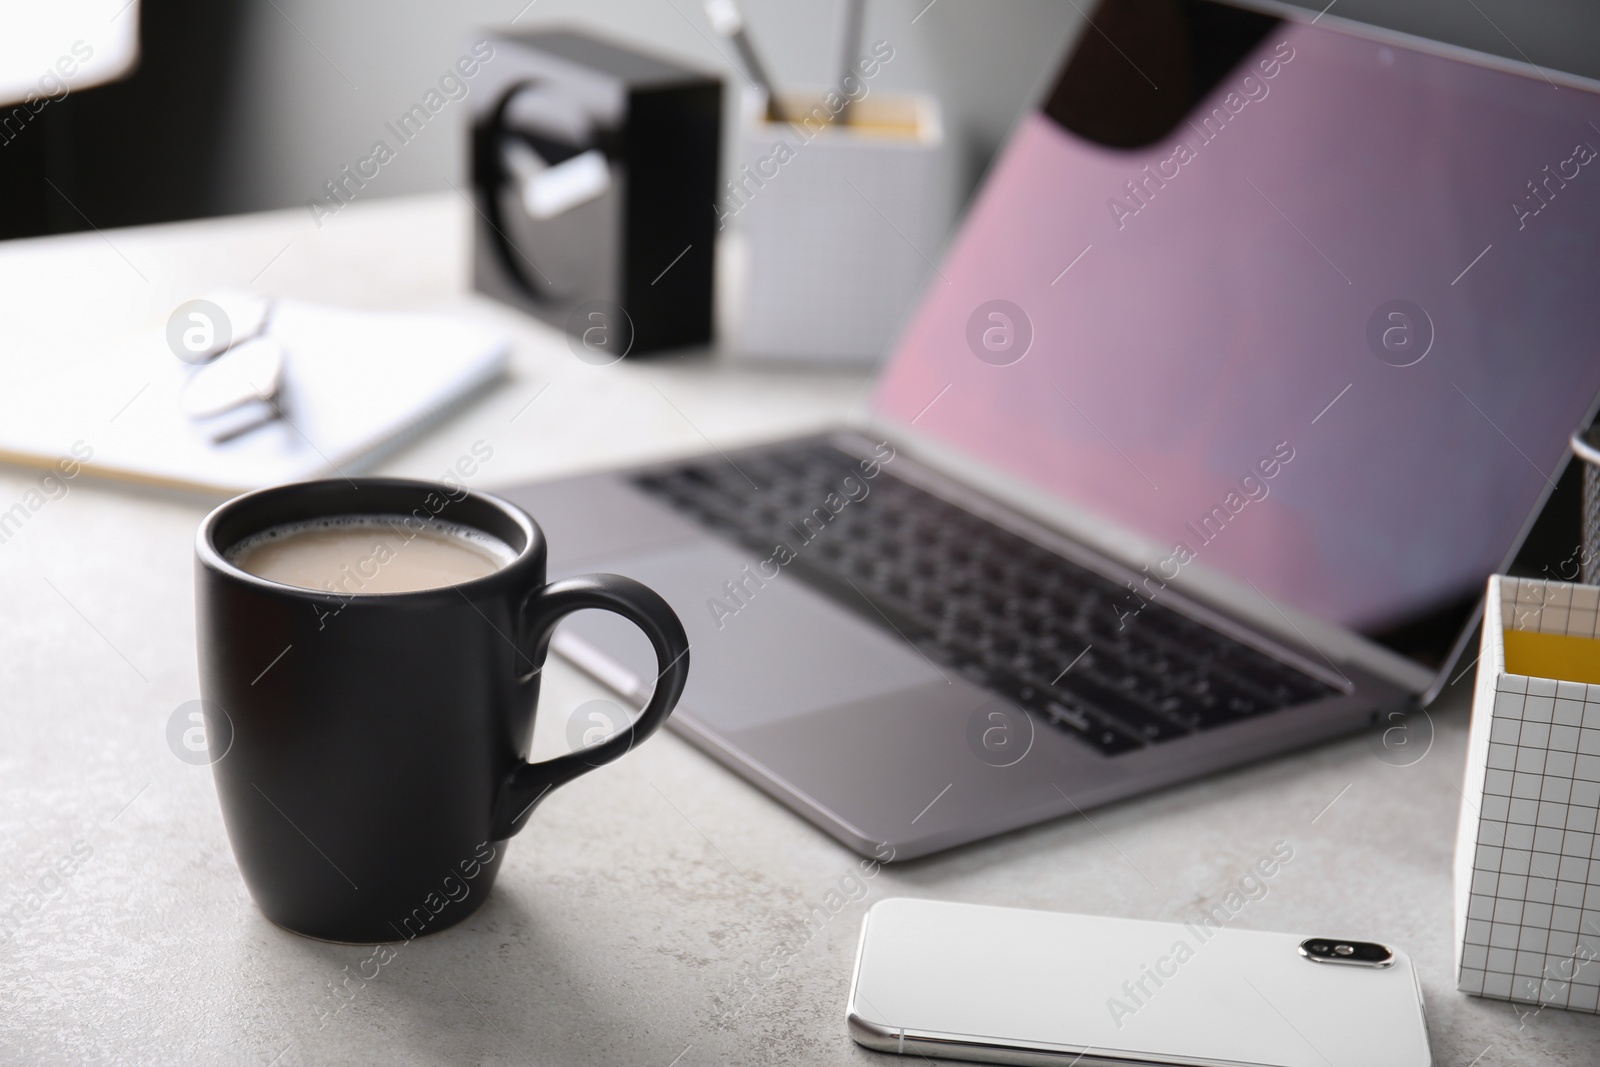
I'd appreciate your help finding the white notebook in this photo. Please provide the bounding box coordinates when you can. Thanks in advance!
[0,301,509,495]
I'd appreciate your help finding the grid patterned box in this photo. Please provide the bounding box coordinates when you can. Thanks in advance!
[1453,575,1600,1012]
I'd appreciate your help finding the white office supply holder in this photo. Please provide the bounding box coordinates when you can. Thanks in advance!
[1454,574,1600,1012]
[721,89,952,366]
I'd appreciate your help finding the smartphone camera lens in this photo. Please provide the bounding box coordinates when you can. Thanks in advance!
[1300,938,1394,967]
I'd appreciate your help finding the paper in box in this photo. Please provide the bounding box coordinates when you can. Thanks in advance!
[1453,575,1600,1012]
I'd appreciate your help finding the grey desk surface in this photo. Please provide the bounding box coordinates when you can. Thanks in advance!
[0,196,1594,1065]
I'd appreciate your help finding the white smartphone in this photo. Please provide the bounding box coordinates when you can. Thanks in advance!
[847,898,1432,1067]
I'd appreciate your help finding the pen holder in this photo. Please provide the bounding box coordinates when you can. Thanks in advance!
[722,89,952,365]
[1454,574,1600,1013]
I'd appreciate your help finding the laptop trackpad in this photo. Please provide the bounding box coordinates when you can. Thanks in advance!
[551,541,939,733]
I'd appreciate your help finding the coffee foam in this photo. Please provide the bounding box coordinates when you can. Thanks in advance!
[228,515,515,564]
[226,514,517,594]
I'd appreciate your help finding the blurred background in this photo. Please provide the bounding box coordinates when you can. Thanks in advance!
[6,0,1600,241]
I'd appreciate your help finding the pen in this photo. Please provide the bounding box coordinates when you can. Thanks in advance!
[704,0,791,124]
[833,0,864,126]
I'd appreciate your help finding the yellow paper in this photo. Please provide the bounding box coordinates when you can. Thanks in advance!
[1504,629,1600,685]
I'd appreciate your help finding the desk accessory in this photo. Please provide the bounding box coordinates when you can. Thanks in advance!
[848,898,1432,1066]
[469,29,720,355]
[196,478,689,942]
[832,0,867,126]
[170,290,286,443]
[704,0,789,123]
[0,298,508,496]
[726,84,952,365]
[1454,573,1600,1012]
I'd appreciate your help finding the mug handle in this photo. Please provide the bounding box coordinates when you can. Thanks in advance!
[493,573,690,839]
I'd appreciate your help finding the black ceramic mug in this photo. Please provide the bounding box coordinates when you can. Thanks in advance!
[195,478,689,943]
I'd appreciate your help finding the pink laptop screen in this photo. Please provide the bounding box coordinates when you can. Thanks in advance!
[873,1,1600,632]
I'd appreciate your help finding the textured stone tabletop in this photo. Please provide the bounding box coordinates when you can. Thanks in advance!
[1,196,1595,1065]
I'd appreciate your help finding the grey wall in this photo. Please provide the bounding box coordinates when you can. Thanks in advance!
[211,0,1600,222]
[210,0,1083,221]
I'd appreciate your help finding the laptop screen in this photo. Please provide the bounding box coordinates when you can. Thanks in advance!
[873,0,1600,643]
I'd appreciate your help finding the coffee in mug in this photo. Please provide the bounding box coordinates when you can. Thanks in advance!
[228,515,514,594]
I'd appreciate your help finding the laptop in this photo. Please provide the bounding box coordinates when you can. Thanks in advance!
[500,0,1600,860]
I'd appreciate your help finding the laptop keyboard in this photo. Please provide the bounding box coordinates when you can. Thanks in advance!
[633,442,1339,756]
